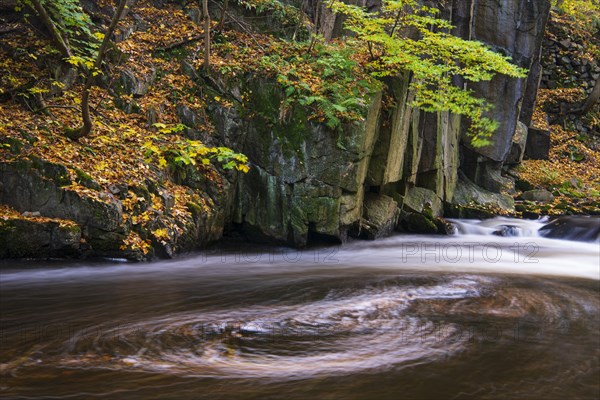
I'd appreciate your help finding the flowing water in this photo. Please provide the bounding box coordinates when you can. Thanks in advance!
[1,218,599,399]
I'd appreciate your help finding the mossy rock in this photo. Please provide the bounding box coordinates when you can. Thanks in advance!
[0,137,25,155]
[400,212,439,234]
[0,218,81,259]
[29,156,71,187]
[75,168,101,191]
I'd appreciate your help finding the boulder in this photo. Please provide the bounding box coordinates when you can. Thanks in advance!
[352,193,399,240]
[525,126,551,160]
[398,212,439,234]
[539,216,600,243]
[0,217,81,258]
[402,186,443,217]
[492,225,521,237]
[520,189,555,203]
[450,172,514,213]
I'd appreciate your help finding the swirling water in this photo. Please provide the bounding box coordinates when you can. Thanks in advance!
[0,218,599,399]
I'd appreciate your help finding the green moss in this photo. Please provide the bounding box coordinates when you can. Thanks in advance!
[0,137,24,155]
[75,168,101,190]
[153,46,191,62]
[29,156,71,186]
[186,201,203,219]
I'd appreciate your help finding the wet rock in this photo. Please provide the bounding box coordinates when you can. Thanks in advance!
[398,212,439,234]
[352,193,399,240]
[539,216,600,243]
[402,186,443,217]
[520,189,555,203]
[450,172,514,212]
[434,217,456,235]
[0,218,81,258]
[492,225,520,237]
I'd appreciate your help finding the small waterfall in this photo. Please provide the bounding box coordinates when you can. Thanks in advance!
[449,217,549,237]
[449,216,600,244]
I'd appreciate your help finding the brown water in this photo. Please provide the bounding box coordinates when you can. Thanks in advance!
[1,218,599,399]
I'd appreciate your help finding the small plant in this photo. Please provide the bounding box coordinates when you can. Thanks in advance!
[260,43,380,129]
[540,165,561,186]
[142,124,250,173]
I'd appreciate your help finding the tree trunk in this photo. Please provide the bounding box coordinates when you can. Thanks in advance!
[202,0,210,73]
[67,0,129,139]
[218,0,228,30]
[29,0,72,58]
[576,77,600,116]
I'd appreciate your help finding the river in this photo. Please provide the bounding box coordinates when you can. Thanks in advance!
[1,217,599,399]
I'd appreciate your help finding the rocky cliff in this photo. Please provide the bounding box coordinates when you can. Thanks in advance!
[210,0,552,246]
[0,0,552,259]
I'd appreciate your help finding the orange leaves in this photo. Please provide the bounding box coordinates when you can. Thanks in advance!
[0,205,78,228]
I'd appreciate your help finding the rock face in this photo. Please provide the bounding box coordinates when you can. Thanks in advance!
[210,77,382,246]
[446,172,515,218]
[456,0,551,162]
[450,0,551,192]
[192,0,550,245]
[0,160,122,231]
[506,122,528,165]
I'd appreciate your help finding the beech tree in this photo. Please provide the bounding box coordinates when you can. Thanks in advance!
[19,0,130,139]
[202,0,210,73]
[330,0,528,146]
[68,0,129,139]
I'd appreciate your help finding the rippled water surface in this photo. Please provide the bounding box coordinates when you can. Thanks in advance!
[1,218,599,399]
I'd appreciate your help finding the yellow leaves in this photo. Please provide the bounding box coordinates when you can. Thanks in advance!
[236,164,250,173]
[151,193,164,212]
[152,227,170,241]
[0,205,78,227]
[65,55,94,70]
[94,161,109,171]
[119,231,151,254]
